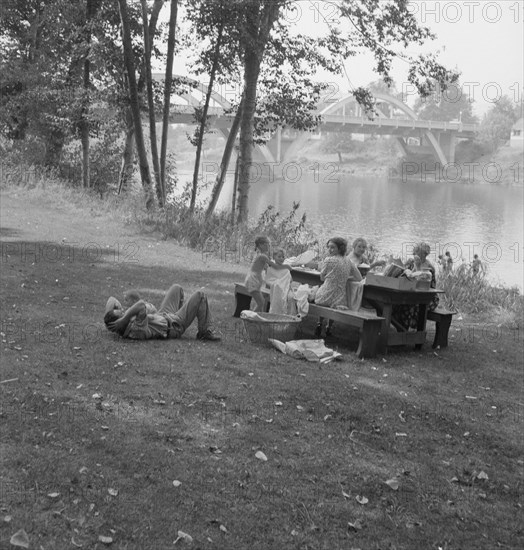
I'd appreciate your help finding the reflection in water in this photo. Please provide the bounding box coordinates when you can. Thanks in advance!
[214,172,523,288]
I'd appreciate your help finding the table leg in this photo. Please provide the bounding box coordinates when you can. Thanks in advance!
[415,303,428,350]
[377,304,392,354]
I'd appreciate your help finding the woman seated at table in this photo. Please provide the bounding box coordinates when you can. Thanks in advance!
[311,237,362,338]
[392,242,439,330]
[348,237,386,273]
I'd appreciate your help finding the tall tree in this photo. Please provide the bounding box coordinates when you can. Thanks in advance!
[79,0,97,188]
[140,0,163,204]
[117,0,164,195]
[236,0,283,224]
[117,0,154,209]
[160,0,179,203]
[205,95,244,219]
[189,16,225,213]
[230,0,458,224]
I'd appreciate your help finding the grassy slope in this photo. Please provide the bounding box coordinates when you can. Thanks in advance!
[0,187,523,549]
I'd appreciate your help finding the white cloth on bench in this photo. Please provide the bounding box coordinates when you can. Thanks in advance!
[266,267,292,314]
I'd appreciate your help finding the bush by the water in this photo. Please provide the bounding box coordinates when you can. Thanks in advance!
[437,266,523,327]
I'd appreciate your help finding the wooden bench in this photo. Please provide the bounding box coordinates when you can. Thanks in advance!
[427,308,456,349]
[233,283,385,359]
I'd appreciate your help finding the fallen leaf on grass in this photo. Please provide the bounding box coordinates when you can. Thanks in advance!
[356,495,368,505]
[173,530,193,544]
[347,519,363,531]
[385,478,399,490]
[108,488,118,497]
[255,451,268,462]
[405,520,422,529]
[10,530,30,548]
[98,535,113,544]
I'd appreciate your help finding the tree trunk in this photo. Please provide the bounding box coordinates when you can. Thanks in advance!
[141,0,162,205]
[160,0,179,202]
[148,0,165,51]
[230,151,240,224]
[236,1,282,224]
[190,21,224,213]
[80,0,94,189]
[236,51,261,225]
[205,96,244,219]
[118,0,163,196]
[118,108,135,194]
[117,0,155,210]
[44,127,65,168]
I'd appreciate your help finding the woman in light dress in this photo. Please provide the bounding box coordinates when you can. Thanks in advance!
[312,237,362,337]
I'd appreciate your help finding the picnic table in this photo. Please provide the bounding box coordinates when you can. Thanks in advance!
[290,268,448,353]
[362,283,444,353]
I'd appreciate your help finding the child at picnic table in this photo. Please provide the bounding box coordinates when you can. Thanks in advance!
[266,248,293,281]
[244,236,291,311]
[265,248,296,314]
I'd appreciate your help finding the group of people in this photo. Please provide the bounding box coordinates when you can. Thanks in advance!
[438,250,485,277]
[243,235,387,338]
[105,234,486,344]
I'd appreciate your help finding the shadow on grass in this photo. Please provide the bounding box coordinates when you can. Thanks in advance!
[0,226,20,237]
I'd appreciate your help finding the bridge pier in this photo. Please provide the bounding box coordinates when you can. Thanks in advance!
[437,132,456,164]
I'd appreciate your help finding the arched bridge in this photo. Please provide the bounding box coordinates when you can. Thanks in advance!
[155,74,478,166]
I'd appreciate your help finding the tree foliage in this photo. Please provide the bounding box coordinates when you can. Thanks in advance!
[1,0,460,215]
[413,81,478,124]
[479,95,521,152]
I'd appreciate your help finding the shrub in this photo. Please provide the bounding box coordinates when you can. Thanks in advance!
[437,266,523,327]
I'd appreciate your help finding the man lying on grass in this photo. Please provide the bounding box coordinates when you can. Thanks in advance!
[104,284,220,341]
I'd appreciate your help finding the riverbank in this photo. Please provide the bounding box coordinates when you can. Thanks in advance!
[291,137,523,185]
[0,184,523,549]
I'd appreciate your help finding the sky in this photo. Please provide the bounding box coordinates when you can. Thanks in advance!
[168,1,524,119]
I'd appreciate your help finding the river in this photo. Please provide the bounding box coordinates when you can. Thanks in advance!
[211,170,523,289]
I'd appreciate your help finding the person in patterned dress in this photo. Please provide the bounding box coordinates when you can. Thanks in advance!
[312,237,362,337]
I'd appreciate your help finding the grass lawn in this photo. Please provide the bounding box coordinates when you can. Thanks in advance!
[0,188,522,549]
